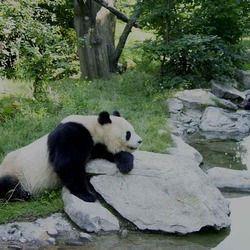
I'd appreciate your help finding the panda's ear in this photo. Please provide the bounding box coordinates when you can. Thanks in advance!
[112,111,120,117]
[98,111,112,125]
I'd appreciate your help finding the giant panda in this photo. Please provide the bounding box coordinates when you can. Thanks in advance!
[0,111,142,202]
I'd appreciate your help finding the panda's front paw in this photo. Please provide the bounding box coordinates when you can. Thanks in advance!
[115,151,134,174]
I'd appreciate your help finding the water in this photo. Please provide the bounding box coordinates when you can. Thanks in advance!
[212,195,250,250]
[188,136,246,171]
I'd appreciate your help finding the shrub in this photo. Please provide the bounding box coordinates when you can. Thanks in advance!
[140,35,244,89]
[0,0,78,99]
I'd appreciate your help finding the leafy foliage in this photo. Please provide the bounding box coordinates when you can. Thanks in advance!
[190,0,250,44]
[139,0,249,89]
[141,35,243,88]
[0,0,78,99]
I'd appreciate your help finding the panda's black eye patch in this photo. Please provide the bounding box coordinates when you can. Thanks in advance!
[126,131,131,141]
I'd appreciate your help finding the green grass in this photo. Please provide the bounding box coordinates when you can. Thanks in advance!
[0,70,172,224]
[0,191,63,224]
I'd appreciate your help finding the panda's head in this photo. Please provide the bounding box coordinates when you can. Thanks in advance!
[97,111,142,153]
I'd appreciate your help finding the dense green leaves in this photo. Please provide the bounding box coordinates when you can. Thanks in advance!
[141,34,243,88]
[0,0,78,99]
[139,0,249,88]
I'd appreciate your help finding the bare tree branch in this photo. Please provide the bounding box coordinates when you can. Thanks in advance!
[92,0,138,27]
[112,4,142,69]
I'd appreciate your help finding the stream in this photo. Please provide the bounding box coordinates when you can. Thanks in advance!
[46,138,250,250]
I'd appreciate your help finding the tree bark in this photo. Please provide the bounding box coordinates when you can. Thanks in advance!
[92,0,138,28]
[74,0,115,79]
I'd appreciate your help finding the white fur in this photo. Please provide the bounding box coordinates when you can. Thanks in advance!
[0,135,60,195]
[0,114,141,195]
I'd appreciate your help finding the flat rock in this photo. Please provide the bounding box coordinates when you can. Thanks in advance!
[207,167,250,192]
[87,150,230,234]
[62,188,120,233]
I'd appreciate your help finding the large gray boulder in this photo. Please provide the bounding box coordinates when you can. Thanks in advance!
[200,107,250,139]
[87,150,230,234]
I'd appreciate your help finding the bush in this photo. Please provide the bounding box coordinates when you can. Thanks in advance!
[140,35,244,89]
[139,0,249,89]
[0,0,78,99]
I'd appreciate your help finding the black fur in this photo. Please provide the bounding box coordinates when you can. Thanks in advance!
[48,122,96,202]
[112,111,120,117]
[91,143,116,162]
[47,121,134,202]
[98,111,112,125]
[91,144,134,173]
[244,98,250,110]
[114,151,134,174]
[0,175,31,201]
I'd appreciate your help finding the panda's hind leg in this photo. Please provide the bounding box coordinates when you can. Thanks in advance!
[0,175,31,201]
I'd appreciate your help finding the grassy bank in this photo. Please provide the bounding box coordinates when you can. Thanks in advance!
[0,70,172,223]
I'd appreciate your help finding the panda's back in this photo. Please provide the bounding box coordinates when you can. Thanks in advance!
[0,134,60,195]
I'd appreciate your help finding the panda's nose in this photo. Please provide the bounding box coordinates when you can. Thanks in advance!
[138,140,142,144]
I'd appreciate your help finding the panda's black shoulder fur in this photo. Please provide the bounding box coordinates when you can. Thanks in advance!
[47,122,94,166]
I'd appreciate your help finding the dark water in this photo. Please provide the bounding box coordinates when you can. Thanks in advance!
[188,137,246,171]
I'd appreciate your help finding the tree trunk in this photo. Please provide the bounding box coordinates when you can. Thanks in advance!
[74,0,115,79]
